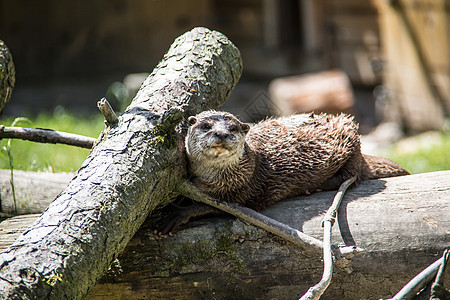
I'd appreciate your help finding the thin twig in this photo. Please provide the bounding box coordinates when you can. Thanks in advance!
[430,249,449,299]
[300,176,357,300]
[390,253,447,300]
[177,180,323,253]
[97,98,118,126]
[0,126,95,149]
[0,98,116,149]
[177,179,365,260]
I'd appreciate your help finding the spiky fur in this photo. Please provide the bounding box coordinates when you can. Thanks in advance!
[156,110,409,234]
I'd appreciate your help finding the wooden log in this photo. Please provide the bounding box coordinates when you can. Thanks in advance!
[0,170,73,215]
[86,171,450,300]
[269,70,355,116]
[0,214,39,251]
[1,171,447,299]
[0,27,242,299]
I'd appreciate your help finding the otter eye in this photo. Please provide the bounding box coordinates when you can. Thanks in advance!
[229,125,238,132]
[200,123,212,131]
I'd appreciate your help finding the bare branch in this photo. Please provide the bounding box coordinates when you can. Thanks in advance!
[97,98,118,126]
[430,249,450,299]
[390,250,448,300]
[177,178,366,262]
[177,179,368,262]
[0,125,95,148]
[300,176,357,300]
[177,180,324,253]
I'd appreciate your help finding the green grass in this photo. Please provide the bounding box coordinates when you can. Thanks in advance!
[385,132,450,174]
[0,113,105,172]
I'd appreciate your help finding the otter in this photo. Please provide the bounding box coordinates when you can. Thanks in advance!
[155,110,409,235]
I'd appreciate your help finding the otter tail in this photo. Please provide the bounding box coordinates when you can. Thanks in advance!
[360,154,410,180]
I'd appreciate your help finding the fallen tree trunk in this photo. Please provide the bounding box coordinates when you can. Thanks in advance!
[0,27,242,299]
[0,170,73,215]
[90,171,450,299]
[0,171,448,299]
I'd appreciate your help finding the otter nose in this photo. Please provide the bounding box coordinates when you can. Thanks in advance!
[213,131,229,140]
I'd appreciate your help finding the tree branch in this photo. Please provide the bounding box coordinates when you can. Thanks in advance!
[97,98,118,126]
[177,179,365,260]
[430,249,450,299]
[177,180,323,253]
[0,99,119,150]
[0,125,96,149]
[390,250,449,300]
[300,176,357,300]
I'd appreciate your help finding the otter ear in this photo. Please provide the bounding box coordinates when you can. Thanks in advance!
[187,116,197,126]
[241,123,250,133]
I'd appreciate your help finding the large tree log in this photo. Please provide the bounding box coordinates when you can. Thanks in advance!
[0,171,448,299]
[0,170,73,215]
[0,27,242,299]
[91,171,450,299]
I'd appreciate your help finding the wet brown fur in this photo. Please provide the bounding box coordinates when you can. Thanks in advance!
[187,110,408,210]
[155,110,409,234]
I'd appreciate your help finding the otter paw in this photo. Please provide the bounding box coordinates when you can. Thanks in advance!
[153,211,190,237]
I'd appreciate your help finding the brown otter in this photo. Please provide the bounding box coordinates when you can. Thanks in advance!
[155,110,409,235]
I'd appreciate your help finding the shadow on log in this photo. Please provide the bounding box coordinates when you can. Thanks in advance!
[1,171,448,299]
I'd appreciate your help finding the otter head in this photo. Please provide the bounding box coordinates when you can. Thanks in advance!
[185,111,250,169]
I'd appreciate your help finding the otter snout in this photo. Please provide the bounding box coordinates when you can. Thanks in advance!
[212,131,230,140]
[209,133,234,155]
[211,130,233,148]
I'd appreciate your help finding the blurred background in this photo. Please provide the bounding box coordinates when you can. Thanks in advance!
[0,0,449,173]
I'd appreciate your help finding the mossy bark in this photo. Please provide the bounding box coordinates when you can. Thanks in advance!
[0,27,242,299]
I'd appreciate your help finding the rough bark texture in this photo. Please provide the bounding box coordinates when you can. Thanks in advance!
[0,171,449,299]
[0,27,242,299]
